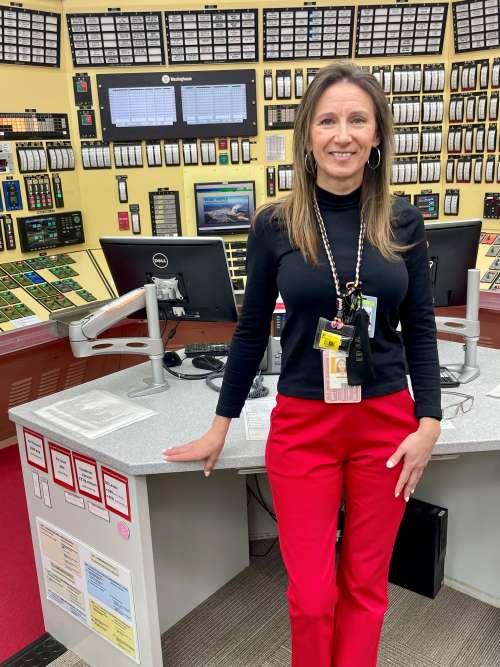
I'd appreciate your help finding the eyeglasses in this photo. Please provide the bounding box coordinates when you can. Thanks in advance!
[441,391,474,420]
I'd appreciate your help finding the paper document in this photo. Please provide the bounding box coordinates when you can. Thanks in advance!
[243,396,276,440]
[35,390,155,439]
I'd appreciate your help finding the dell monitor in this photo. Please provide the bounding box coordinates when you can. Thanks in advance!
[194,181,255,235]
[424,219,482,307]
[100,236,237,322]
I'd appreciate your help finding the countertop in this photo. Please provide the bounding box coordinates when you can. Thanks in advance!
[9,340,500,475]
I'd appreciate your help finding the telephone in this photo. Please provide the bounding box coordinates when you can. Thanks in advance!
[259,336,282,375]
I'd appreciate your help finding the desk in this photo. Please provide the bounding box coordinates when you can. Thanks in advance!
[8,340,500,667]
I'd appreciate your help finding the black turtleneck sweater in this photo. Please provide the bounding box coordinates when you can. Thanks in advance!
[216,185,442,421]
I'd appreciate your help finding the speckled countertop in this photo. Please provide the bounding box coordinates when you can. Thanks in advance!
[9,340,500,475]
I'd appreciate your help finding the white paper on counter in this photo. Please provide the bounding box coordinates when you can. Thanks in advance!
[243,396,276,441]
[35,390,155,439]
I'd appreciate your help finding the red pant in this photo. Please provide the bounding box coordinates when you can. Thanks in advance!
[265,389,418,667]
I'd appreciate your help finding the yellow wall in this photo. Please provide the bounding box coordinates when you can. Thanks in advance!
[0,0,500,329]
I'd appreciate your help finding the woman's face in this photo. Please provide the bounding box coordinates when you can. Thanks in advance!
[309,80,380,194]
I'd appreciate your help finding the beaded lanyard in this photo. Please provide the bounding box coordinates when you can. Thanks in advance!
[312,193,366,327]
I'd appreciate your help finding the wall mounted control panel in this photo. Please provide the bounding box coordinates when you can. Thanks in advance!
[17,211,85,252]
[25,175,53,210]
[2,0,500,332]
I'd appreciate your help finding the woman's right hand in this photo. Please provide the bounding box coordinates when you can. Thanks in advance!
[162,416,231,477]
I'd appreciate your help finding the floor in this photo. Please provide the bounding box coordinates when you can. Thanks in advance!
[46,538,500,667]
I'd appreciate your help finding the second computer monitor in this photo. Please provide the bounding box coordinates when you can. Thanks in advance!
[194,181,255,236]
[424,219,482,307]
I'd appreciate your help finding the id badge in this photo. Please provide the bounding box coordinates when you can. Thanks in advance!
[322,350,361,403]
[314,317,355,352]
[361,295,377,338]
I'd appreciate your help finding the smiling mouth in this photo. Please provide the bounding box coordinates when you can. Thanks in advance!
[329,152,355,159]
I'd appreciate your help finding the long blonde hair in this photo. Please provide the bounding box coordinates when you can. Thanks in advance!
[259,62,405,264]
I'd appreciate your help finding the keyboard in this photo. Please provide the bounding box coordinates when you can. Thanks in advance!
[185,343,231,357]
[439,366,460,388]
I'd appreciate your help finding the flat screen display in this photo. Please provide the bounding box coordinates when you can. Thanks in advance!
[108,86,177,127]
[97,70,257,141]
[194,182,255,235]
[181,84,247,125]
[100,236,237,322]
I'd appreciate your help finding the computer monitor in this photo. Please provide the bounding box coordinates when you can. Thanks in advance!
[194,181,255,235]
[100,236,238,322]
[424,219,482,307]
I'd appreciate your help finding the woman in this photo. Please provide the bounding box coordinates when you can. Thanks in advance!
[164,62,442,667]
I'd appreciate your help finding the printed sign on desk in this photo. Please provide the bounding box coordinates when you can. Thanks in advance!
[37,518,139,663]
[73,453,102,502]
[102,467,131,521]
[23,428,48,472]
[49,442,75,491]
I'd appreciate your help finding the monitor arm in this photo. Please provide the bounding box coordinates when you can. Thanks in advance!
[69,283,168,397]
[435,269,480,383]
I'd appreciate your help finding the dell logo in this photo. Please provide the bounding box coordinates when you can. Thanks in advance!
[152,253,168,269]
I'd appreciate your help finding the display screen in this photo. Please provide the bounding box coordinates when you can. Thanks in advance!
[17,211,85,252]
[194,182,255,235]
[181,84,246,125]
[97,70,257,141]
[109,86,176,127]
[23,217,59,252]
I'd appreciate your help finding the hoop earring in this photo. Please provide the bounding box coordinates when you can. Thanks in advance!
[367,146,381,170]
[304,152,316,175]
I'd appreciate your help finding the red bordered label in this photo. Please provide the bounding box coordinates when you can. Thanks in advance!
[23,428,48,472]
[72,452,102,502]
[48,442,75,492]
[101,466,131,522]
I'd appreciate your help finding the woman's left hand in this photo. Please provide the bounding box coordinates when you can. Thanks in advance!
[386,418,441,502]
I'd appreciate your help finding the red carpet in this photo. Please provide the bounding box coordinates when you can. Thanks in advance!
[0,445,44,662]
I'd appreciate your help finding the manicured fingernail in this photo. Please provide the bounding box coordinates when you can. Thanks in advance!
[204,471,210,477]
[395,492,400,498]
[411,489,415,494]
[386,461,394,468]
[405,496,409,502]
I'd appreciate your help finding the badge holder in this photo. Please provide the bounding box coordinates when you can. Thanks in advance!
[313,317,355,353]
[314,317,362,403]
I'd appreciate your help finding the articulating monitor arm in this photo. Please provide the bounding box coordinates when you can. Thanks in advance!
[68,284,168,397]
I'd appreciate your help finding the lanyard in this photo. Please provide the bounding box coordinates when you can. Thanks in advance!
[312,193,366,324]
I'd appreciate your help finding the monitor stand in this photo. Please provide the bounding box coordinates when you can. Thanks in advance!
[69,283,169,398]
[435,269,480,384]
